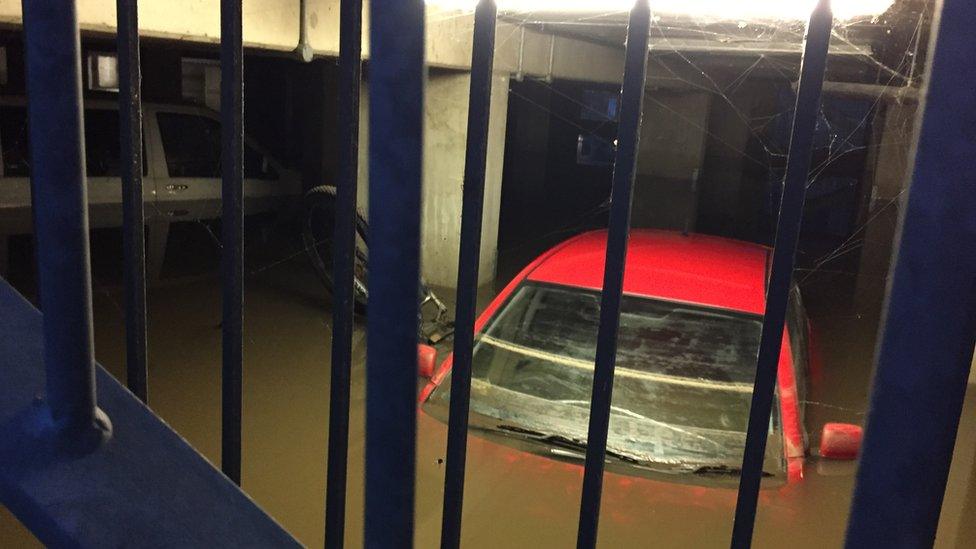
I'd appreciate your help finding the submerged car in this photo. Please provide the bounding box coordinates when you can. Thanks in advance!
[413,229,861,547]
[0,97,302,279]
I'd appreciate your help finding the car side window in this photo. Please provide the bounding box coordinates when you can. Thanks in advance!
[1,106,30,177]
[244,145,278,180]
[1,106,148,178]
[156,111,278,180]
[84,109,122,177]
[156,112,221,178]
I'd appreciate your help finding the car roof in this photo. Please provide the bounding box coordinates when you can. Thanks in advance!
[525,229,770,315]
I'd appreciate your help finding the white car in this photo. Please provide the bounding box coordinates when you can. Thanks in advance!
[0,97,302,279]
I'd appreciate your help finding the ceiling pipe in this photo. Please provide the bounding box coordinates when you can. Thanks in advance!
[793,80,920,103]
[294,0,314,62]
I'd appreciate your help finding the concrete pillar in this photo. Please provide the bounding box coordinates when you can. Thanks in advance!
[631,91,711,231]
[421,71,509,288]
[356,71,509,289]
[854,100,917,316]
[696,82,763,237]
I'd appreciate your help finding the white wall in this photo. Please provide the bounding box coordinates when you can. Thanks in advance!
[0,1,624,83]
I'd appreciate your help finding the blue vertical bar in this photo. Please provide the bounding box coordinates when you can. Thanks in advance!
[440,2,497,548]
[116,0,149,404]
[729,2,832,547]
[21,0,112,448]
[575,2,650,547]
[324,0,362,546]
[846,0,976,544]
[364,0,424,547]
[220,0,244,485]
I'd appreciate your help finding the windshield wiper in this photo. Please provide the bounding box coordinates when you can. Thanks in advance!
[491,424,766,477]
[542,434,641,464]
[495,424,547,437]
[552,399,724,451]
[492,424,640,464]
[693,465,772,477]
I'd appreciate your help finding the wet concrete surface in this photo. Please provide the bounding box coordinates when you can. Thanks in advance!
[2,230,975,548]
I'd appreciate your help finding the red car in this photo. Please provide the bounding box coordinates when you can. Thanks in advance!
[413,230,861,546]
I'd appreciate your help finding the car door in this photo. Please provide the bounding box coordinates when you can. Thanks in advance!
[152,108,223,222]
[83,104,156,231]
[241,136,298,216]
[153,106,301,220]
[0,101,156,234]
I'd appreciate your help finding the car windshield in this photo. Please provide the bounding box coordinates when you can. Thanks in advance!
[426,282,783,474]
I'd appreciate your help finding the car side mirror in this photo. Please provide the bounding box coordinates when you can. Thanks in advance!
[418,344,437,379]
[820,422,863,460]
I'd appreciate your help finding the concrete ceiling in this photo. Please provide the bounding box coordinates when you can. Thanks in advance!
[498,0,929,85]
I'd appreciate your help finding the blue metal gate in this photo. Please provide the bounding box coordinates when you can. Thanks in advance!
[0,0,974,547]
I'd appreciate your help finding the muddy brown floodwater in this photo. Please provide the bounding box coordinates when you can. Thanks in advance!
[1,234,975,548]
